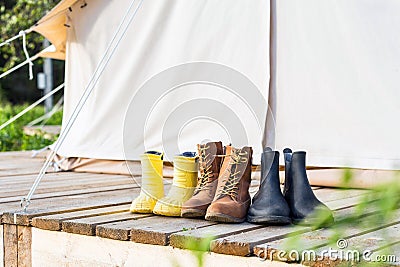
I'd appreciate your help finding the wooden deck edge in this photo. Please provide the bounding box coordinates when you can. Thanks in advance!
[1,200,137,226]
[2,222,399,266]
[61,213,150,236]
[169,223,265,251]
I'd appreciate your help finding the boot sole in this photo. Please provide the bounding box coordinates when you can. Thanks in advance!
[181,209,206,218]
[247,215,292,225]
[130,208,153,214]
[153,210,181,217]
[205,212,245,223]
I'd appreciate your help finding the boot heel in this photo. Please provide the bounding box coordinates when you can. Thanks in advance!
[205,212,246,223]
[247,215,291,225]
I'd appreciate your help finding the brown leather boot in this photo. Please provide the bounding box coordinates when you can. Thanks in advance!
[205,146,252,223]
[181,141,223,218]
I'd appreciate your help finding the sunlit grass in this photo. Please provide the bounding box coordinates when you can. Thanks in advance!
[0,103,62,151]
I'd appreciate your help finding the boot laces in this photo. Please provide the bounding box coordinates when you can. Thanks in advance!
[216,149,248,200]
[195,145,214,193]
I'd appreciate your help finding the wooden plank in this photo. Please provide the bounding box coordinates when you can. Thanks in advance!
[0,151,45,177]
[97,217,216,244]
[170,223,265,250]
[17,226,31,267]
[212,225,307,257]
[0,158,43,164]
[323,194,370,211]
[248,204,379,258]
[0,164,47,177]
[96,219,144,241]
[254,209,400,263]
[0,175,137,195]
[0,158,42,164]
[312,188,368,203]
[209,196,378,257]
[168,188,369,256]
[0,173,161,198]
[32,203,131,231]
[0,169,171,205]
[0,171,112,185]
[302,223,400,266]
[0,166,50,178]
[3,224,17,267]
[130,217,216,245]
[0,183,137,204]
[0,172,130,189]
[0,178,136,199]
[1,170,131,181]
[0,151,41,158]
[62,212,150,236]
[0,151,43,158]
[1,180,173,226]
[1,187,142,225]
[0,174,133,202]
[341,223,400,252]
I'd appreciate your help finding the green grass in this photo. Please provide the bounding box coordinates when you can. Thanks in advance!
[0,104,62,151]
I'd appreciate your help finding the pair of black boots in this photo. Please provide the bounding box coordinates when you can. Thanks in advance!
[247,148,334,226]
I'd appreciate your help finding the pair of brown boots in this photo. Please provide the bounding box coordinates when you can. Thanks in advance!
[181,141,253,223]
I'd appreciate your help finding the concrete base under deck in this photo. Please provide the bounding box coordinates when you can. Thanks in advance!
[32,228,299,267]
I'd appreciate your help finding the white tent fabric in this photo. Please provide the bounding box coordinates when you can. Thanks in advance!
[59,0,270,164]
[268,0,400,170]
[37,0,400,170]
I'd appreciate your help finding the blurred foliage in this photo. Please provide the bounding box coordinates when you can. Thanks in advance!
[0,103,62,151]
[0,0,64,103]
[169,234,215,267]
[281,170,400,266]
[185,235,215,267]
[0,0,60,71]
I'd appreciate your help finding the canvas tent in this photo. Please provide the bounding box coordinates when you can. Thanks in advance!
[29,0,400,177]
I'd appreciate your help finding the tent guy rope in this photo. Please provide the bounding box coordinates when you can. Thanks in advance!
[0,51,43,80]
[20,30,34,80]
[0,29,32,48]
[27,96,64,127]
[0,30,34,79]
[0,83,64,132]
[21,0,145,212]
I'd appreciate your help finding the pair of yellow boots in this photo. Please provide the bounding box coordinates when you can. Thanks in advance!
[130,151,198,216]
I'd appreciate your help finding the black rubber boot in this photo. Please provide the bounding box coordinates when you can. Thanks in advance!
[283,148,334,226]
[247,148,291,225]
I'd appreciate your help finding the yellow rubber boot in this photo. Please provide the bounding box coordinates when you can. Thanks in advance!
[153,152,198,216]
[130,151,164,213]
